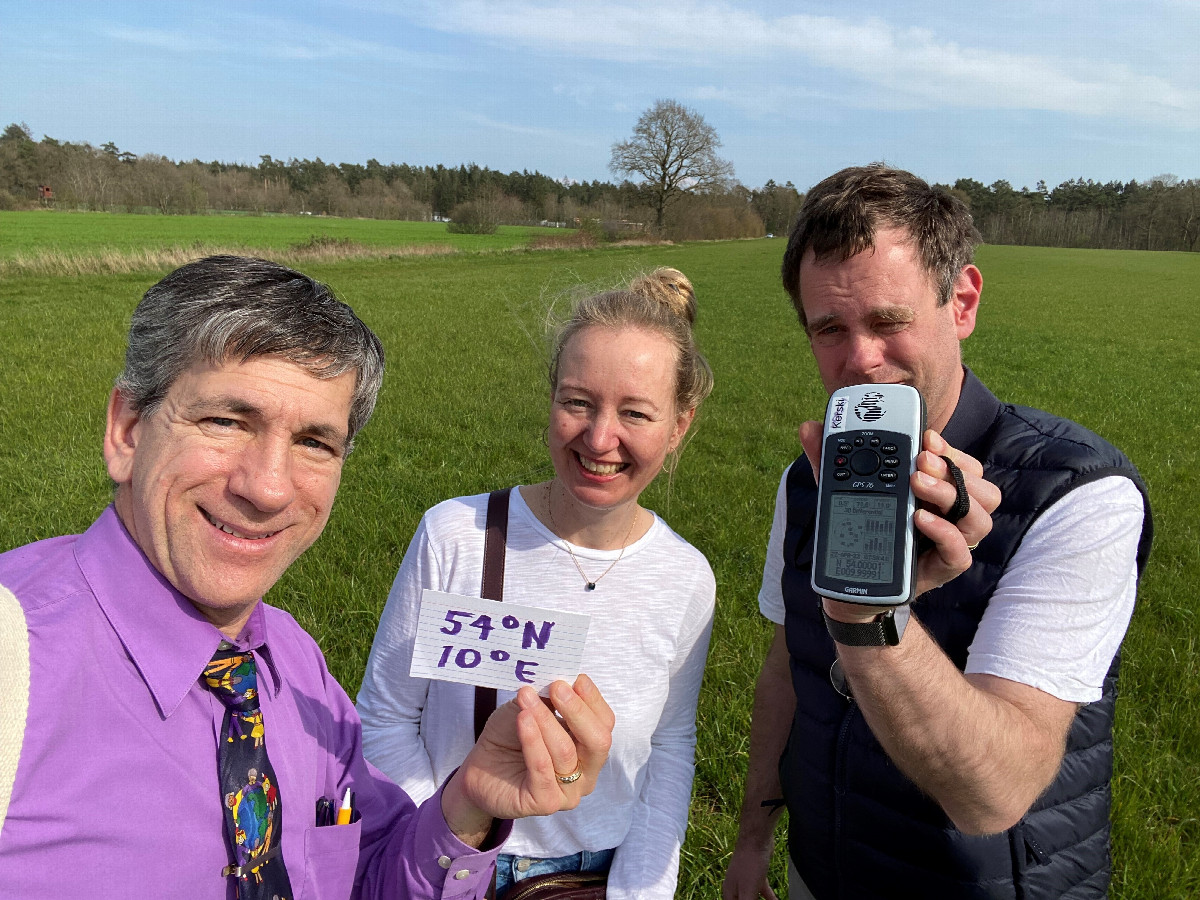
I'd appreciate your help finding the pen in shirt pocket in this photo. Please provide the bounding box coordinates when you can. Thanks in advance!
[315,796,333,827]
[336,788,355,825]
[316,789,359,826]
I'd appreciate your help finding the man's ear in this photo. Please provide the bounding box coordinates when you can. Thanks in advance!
[952,265,983,340]
[103,388,141,485]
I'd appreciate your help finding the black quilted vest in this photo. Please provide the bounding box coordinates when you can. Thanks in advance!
[779,370,1152,899]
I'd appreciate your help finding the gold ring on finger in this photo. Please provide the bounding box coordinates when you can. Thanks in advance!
[556,769,582,784]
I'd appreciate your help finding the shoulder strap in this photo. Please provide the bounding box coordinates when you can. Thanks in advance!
[474,488,511,740]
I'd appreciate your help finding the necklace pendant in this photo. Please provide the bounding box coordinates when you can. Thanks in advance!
[586,582,596,591]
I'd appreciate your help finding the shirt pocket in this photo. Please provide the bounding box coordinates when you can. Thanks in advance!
[296,821,362,900]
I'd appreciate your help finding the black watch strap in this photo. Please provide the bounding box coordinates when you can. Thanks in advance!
[821,604,911,646]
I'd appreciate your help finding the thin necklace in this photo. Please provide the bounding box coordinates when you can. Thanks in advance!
[545,482,639,591]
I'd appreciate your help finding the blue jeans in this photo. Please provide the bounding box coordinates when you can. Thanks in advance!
[494,847,615,897]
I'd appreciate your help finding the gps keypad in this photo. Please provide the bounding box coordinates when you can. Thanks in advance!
[825,433,907,485]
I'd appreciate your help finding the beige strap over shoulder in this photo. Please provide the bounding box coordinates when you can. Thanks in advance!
[0,584,29,831]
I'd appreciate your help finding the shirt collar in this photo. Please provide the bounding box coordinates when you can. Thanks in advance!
[940,366,1004,458]
[227,604,282,699]
[74,506,280,718]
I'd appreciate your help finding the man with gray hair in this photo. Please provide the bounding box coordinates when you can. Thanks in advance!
[0,256,614,899]
[723,166,1151,899]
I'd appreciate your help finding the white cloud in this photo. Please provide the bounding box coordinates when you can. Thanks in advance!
[105,17,450,67]
[104,27,208,55]
[461,112,597,148]
[393,1,1199,124]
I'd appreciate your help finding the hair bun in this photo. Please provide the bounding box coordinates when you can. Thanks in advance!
[628,267,696,325]
[548,264,712,417]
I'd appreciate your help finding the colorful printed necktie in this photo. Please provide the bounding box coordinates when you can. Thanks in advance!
[204,645,293,900]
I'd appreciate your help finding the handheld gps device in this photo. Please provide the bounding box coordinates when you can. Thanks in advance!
[811,384,926,607]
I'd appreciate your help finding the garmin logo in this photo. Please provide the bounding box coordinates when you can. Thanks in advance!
[855,391,886,422]
[831,397,847,429]
[844,586,868,595]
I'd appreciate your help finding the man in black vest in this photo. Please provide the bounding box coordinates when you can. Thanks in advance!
[723,165,1151,899]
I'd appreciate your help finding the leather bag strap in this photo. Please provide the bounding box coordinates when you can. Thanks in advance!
[474,488,511,740]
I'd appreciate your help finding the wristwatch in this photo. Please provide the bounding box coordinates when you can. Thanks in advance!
[822,603,911,646]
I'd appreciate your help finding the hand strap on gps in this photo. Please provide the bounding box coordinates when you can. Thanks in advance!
[941,455,971,524]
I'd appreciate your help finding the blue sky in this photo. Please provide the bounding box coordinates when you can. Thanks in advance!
[3,1,1196,192]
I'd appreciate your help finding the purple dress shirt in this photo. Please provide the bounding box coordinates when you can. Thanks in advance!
[0,506,508,899]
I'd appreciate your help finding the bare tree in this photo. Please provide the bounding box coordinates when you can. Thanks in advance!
[610,99,734,228]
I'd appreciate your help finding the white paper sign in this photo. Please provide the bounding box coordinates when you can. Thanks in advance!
[410,590,591,692]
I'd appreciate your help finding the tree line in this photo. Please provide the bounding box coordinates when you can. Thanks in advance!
[0,122,792,242]
[1,122,1195,252]
[948,176,1199,253]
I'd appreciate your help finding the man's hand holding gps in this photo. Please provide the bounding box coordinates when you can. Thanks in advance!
[799,419,1001,614]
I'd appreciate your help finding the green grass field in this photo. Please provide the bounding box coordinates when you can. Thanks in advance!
[0,209,568,259]
[0,222,1196,897]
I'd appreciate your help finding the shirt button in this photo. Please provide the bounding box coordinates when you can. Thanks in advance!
[454,869,470,880]
[437,856,452,869]
[516,858,532,872]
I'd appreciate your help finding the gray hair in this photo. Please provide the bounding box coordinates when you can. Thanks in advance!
[115,255,385,450]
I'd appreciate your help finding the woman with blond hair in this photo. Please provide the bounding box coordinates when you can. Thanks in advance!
[358,268,716,899]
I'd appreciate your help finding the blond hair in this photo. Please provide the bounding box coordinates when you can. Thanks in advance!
[549,267,714,415]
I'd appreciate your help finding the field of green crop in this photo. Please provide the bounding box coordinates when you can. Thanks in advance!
[0,209,568,259]
[1,220,1196,897]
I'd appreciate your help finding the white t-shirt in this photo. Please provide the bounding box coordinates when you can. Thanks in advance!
[758,465,1143,703]
[357,488,715,900]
